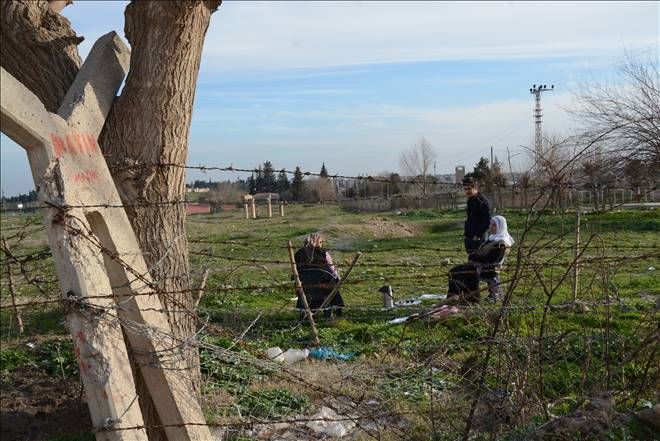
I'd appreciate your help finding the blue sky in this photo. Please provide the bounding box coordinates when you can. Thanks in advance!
[1,1,658,195]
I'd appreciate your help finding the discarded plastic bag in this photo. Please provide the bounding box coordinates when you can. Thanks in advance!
[429,305,461,319]
[418,293,447,300]
[388,316,410,325]
[388,304,461,325]
[306,406,356,437]
[309,347,355,361]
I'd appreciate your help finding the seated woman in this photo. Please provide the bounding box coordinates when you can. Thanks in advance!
[294,233,344,318]
[447,215,514,303]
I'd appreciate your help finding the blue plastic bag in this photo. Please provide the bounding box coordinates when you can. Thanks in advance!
[309,346,356,361]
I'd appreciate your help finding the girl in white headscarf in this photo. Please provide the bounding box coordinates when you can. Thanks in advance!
[447,215,514,303]
[487,215,514,247]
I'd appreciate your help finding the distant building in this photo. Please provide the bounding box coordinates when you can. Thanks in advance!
[185,184,211,193]
[455,166,465,184]
[435,174,455,184]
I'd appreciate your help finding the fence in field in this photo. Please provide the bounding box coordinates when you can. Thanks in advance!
[338,187,659,213]
[2,27,658,441]
[1,168,658,440]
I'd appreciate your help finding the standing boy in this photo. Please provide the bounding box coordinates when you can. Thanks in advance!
[462,176,491,253]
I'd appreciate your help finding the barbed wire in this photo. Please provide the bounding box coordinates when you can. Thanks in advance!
[1,162,656,213]
[1,181,658,440]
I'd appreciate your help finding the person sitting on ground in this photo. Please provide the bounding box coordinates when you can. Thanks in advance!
[447,215,514,303]
[462,176,492,254]
[294,233,344,318]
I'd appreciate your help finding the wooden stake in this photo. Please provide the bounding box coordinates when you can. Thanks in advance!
[251,199,257,219]
[1,240,24,335]
[279,201,285,217]
[317,251,362,313]
[244,203,249,219]
[287,241,320,346]
[267,197,272,218]
[572,208,580,302]
[193,268,210,310]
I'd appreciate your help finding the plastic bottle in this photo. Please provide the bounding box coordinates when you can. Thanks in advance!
[266,347,284,363]
[282,348,309,363]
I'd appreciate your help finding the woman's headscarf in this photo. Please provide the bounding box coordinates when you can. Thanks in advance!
[304,233,323,249]
[303,233,324,262]
[489,215,514,247]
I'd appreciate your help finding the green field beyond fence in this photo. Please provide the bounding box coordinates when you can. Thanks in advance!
[1,205,658,440]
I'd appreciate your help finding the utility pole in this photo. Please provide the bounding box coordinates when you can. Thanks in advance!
[529,84,554,169]
[490,146,494,166]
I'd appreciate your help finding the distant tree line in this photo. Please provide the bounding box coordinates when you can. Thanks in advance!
[189,161,337,204]
[1,190,38,204]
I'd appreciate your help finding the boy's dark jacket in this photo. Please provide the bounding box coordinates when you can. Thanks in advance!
[465,193,491,239]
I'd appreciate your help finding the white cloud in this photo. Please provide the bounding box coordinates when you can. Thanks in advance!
[60,1,658,73]
[181,91,579,181]
[2,1,656,194]
[199,1,658,72]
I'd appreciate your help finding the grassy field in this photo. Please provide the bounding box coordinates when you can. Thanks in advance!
[0,204,658,440]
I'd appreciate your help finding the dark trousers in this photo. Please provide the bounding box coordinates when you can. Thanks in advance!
[448,263,480,303]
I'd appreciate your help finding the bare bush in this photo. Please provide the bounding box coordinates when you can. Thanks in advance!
[571,53,660,175]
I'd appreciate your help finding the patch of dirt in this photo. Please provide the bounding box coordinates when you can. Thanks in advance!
[0,366,91,441]
[362,218,417,238]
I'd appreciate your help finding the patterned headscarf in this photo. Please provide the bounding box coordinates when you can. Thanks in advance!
[303,233,324,262]
[304,233,323,249]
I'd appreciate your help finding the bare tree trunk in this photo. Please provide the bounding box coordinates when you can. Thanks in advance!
[99,3,220,439]
[0,0,82,112]
[2,1,220,439]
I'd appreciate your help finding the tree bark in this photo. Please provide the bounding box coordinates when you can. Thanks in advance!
[99,2,220,439]
[0,0,82,112]
[2,1,220,439]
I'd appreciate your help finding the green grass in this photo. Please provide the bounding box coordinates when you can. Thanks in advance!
[1,205,658,439]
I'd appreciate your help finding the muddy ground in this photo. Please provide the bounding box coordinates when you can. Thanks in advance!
[1,366,91,441]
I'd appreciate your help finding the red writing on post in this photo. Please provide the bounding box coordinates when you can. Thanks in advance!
[73,169,100,184]
[50,132,99,158]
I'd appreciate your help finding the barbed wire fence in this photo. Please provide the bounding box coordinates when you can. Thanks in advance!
[0,165,658,440]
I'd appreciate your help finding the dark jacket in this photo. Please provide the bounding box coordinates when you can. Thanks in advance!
[468,239,507,278]
[294,247,338,278]
[293,247,343,310]
[465,193,491,239]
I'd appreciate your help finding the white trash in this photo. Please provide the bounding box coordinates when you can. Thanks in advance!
[306,406,356,438]
[266,347,284,363]
[282,348,309,363]
[388,316,410,325]
[394,298,421,307]
[418,294,447,300]
[267,347,309,363]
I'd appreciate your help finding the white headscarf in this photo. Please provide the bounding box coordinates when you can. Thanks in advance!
[489,215,514,247]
